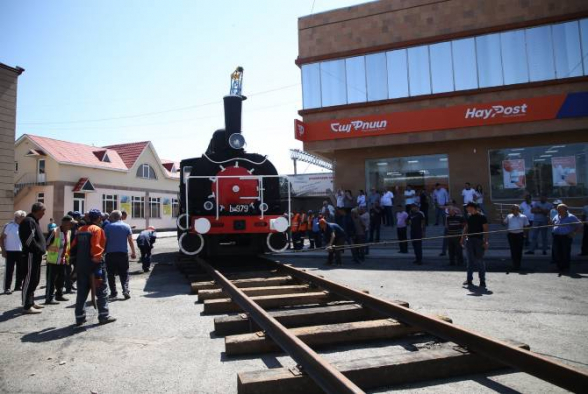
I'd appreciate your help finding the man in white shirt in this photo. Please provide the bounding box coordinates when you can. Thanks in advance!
[502,205,530,271]
[1,210,27,294]
[404,186,416,212]
[461,182,476,215]
[380,189,394,227]
[520,194,535,247]
[433,183,449,226]
[336,189,345,209]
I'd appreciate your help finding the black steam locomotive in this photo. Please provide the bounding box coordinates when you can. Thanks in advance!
[176,68,290,256]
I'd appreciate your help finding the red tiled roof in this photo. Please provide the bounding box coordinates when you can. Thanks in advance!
[103,141,150,169]
[26,135,128,170]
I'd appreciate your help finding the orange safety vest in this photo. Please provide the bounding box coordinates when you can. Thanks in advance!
[299,213,308,232]
[291,213,301,233]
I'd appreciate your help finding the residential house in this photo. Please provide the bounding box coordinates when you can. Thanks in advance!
[14,134,180,231]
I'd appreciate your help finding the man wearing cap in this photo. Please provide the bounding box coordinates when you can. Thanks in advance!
[319,219,346,266]
[72,209,115,325]
[45,216,73,304]
[104,210,136,299]
[136,226,157,272]
[19,202,47,314]
[552,204,581,275]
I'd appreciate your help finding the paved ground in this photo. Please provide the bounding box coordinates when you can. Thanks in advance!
[0,236,587,394]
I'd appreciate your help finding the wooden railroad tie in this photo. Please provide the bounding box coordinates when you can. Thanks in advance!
[191,275,296,294]
[237,341,530,394]
[214,302,409,336]
[198,284,311,302]
[202,291,338,314]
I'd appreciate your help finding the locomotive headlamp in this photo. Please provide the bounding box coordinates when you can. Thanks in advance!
[194,218,211,234]
[228,133,246,150]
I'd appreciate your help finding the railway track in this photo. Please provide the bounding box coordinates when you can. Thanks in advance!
[176,257,588,394]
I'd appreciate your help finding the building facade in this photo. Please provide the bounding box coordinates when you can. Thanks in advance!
[295,0,588,216]
[14,135,180,231]
[0,63,24,225]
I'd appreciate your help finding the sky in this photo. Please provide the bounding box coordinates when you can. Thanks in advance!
[0,0,368,174]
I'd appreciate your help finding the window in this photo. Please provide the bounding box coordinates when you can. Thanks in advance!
[172,198,179,218]
[37,192,45,204]
[132,196,145,218]
[452,38,478,90]
[552,21,582,79]
[345,56,367,104]
[365,53,388,101]
[136,164,157,180]
[501,30,529,85]
[407,45,431,96]
[366,154,449,208]
[429,42,454,94]
[386,49,409,98]
[73,193,85,213]
[149,197,161,219]
[489,143,588,200]
[299,18,587,109]
[320,59,347,107]
[15,161,18,172]
[476,33,503,88]
[526,25,555,82]
[301,63,321,109]
[102,194,118,213]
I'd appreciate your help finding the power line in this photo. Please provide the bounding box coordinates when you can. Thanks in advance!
[18,83,300,126]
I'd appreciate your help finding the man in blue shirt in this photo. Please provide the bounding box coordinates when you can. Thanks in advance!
[552,204,581,275]
[104,210,136,299]
[319,219,346,266]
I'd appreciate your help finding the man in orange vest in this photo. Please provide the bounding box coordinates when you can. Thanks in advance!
[44,215,73,305]
[291,212,302,250]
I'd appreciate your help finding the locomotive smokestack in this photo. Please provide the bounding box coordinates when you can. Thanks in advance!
[223,95,243,137]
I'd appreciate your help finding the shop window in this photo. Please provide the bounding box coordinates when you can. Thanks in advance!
[476,33,503,88]
[301,63,321,109]
[552,21,582,79]
[345,56,367,104]
[452,38,478,90]
[365,53,388,101]
[137,164,157,180]
[172,198,179,218]
[407,45,431,96]
[132,196,145,218]
[500,30,529,85]
[149,197,161,219]
[102,194,118,214]
[386,49,409,98]
[73,193,85,213]
[581,19,588,76]
[365,154,449,205]
[489,143,588,200]
[429,41,454,94]
[526,25,556,82]
[320,59,346,107]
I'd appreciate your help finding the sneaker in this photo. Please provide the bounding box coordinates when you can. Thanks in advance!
[75,318,87,327]
[479,281,487,288]
[108,294,118,300]
[55,296,69,302]
[32,304,44,309]
[44,300,59,305]
[23,308,42,314]
[4,289,12,295]
[463,280,473,286]
[524,251,534,255]
[123,293,131,300]
[99,316,117,325]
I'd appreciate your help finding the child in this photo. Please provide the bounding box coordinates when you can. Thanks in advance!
[136,226,157,272]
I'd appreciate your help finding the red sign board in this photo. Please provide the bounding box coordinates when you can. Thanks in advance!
[294,94,567,142]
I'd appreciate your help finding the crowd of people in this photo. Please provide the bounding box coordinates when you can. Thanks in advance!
[287,185,585,288]
[1,203,157,326]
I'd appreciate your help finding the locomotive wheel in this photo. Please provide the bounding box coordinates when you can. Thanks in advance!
[266,232,288,253]
[176,213,189,231]
[179,233,205,256]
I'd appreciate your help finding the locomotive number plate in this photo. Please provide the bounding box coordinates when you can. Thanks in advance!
[229,204,250,213]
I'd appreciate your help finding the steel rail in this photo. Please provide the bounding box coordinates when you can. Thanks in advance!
[272,261,588,393]
[196,258,365,394]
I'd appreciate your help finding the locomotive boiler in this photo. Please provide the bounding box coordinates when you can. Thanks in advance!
[177,67,290,256]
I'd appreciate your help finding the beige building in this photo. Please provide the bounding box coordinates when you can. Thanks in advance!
[1,63,24,225]
[14,134,180,231]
